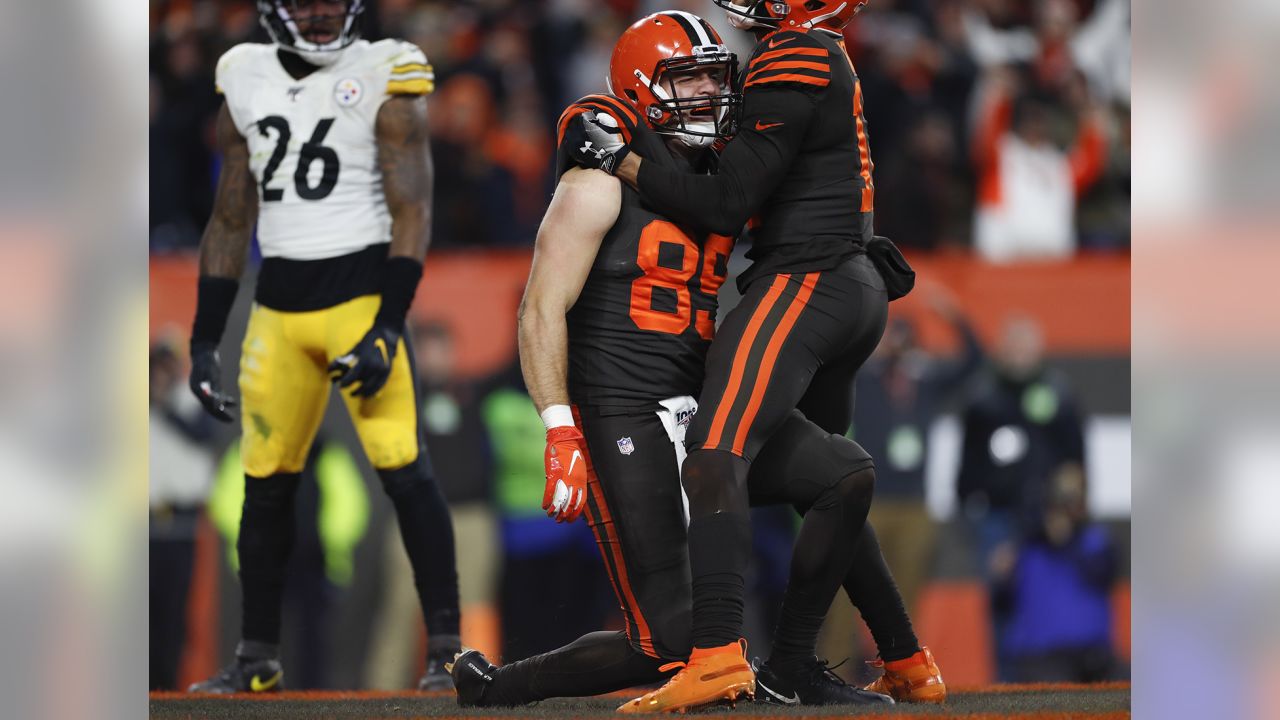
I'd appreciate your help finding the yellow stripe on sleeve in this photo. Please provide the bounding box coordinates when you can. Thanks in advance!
[391,63,433,75]
[386,78,435,95]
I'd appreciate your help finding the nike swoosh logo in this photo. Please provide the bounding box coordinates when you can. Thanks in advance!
[757,678,799,705]
[374,338,388,364]
[768,36,795,49]
[755,120,784,131]
[568,449,582,476]
[250,671,282,692]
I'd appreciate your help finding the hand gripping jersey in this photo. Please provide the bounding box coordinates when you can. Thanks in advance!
[555,95,734,410]
[635,28,876,292]
[215,39,434,261]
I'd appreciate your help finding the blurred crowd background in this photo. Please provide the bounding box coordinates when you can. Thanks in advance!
[149,0,1131,693]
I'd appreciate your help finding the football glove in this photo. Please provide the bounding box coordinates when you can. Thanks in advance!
[565,110,632,175]
[188,341,237,423]
[328,323,400,399]
[543,426,589,523]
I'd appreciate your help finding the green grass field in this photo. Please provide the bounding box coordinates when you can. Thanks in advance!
[150,683,1130,719]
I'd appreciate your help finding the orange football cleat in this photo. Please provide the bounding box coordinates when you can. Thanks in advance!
[864,646,947,704]
[617,640,755,714]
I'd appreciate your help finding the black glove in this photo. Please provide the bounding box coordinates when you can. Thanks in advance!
[188,340,237,422]
[328,323,400,398]
[564,110,631,175]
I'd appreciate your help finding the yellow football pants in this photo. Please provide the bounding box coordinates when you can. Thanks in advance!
[238,295,419,477]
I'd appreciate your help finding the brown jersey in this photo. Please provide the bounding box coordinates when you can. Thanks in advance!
[555,94,734,411]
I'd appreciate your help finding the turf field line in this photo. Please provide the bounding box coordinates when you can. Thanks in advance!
[244,714,1131,720]
[949,682,1131,694]
[150,682,1129,702]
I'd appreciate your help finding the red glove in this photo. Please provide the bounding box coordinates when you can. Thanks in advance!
[543,426,589,523]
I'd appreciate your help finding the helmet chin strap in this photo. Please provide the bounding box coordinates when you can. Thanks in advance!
[673,123,718,149]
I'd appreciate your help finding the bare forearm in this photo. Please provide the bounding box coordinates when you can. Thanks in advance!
[518,302,572,413]
[200,102,256,279]
[197,217,254,278]
[378,96,433,261]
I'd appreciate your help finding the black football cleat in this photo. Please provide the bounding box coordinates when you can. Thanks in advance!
[446,648,497,707]
[417,655,455,691]
[187,656,285,694]
[753,656,894,707]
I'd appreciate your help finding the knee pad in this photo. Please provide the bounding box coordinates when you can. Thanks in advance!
[243,473,301,509]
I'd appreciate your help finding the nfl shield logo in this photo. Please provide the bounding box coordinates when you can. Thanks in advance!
[617,437,635,455]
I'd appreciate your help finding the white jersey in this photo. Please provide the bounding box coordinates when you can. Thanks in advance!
[216,39,434,261]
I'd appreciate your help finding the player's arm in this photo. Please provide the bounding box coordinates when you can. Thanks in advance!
[188,101,257,422]
[616,87,816,235]
[518,167,621,522]
[328,95,433,398]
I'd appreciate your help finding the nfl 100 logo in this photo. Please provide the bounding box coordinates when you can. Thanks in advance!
[617,437,635,455]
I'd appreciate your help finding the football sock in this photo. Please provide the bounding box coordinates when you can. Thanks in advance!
[485,631,669,705]
[377,460,461,647]
[769,466,875,668]
[844,524,920,662]
[238,472,301,645]
[683,449,752,650]
[235,640,280,662]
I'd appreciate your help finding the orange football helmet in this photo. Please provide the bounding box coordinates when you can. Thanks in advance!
[713,0,869,34]
[608,11,741,148]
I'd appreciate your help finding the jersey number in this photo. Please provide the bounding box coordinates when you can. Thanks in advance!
[629,220,734,341]
[256,116,341,202]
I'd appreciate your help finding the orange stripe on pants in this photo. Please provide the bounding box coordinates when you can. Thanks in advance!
[729,273,820,455]
[573,407,658,658]
[704,274,791,451]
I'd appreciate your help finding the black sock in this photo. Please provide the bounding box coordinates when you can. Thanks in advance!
[378,460,461,651]
[769,467,874,669]
[485,631,668,706]
[237,473,301,645]
[687,511,752,649]
[682,449,752,650]
[844,524,920,661]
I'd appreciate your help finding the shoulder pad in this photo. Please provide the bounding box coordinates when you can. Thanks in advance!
[375,40,435,96]
[214,43,269,95]
[556,94,642,148]
[744,31,832,92]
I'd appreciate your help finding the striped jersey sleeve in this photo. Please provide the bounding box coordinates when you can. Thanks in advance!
[554,93,643,178]
[743,31,832,92]
[384,42,435,96]
[555,93,641,147]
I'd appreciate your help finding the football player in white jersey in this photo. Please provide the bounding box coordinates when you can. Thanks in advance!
[186,0,461,693]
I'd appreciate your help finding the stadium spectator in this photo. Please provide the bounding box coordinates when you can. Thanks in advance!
[957,313,1086,679]
[970,67,1109,262]
[148,0,1131,254]
[856,287,984,611]
[961,0,1130,104]
[991,468,1119,682]
[818,287,983,669]
[149,341,217,690]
